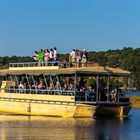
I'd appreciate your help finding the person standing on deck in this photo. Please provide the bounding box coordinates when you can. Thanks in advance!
[53,47,58,61]
[70,49,77,67]
[76,49,81,67]
[38,49,45,66]
[33,51,39,62]
[49,48,54,65]
[53,47,58,65]
[44,49,50,66]
[81,49,88,67]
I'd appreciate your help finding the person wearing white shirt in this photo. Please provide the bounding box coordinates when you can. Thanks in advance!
[70,49,77,67]
[53,47,58,61]
[18,81,25,93]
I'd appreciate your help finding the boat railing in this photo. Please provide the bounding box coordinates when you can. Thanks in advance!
[75,91,96,102]
[1,87,75,96]
[0,86,130,103]
[75,90,130,103]
[9,61,95,68]
[9,61,59,67]
[116,91,130,102]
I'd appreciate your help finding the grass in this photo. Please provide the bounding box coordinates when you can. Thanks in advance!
[130,96,140,108]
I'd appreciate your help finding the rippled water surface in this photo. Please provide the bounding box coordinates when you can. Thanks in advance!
[0,108,139,140]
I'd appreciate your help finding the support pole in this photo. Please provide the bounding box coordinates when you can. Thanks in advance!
[5,75,9,93]
[74,72,77,97]
[96,75,99,102]
[43,75,49,94]
[31,75,37,93]
[117,76,120,102]
[9,75,14,93]
[15,75,19,86]
[56,75,61,90]
[56,75,62,94]
[128,77,131,98]
[49,75,55,94]
[15,75,19,93]
[25,74,31,93]
[107,74,110,102]
[50,75,55,87]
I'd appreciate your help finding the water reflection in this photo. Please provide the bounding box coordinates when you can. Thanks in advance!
[93,117,131,140]
[0,109,138,140]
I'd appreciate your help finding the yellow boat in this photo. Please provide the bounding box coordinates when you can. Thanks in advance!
[0,62,131,117]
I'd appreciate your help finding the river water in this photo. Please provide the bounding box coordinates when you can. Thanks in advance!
[0,108,139,140]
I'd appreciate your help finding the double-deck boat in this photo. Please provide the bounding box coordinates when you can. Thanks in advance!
[0,61,131,117]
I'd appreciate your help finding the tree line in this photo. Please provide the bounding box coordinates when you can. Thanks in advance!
[0,47,140,89]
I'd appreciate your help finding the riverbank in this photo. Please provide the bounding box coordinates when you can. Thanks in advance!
[130,96,140,108]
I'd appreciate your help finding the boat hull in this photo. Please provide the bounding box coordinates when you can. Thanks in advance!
[94,105,131,117]
[0,93,131,117]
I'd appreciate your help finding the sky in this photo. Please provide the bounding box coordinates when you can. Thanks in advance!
[0,0,140,56]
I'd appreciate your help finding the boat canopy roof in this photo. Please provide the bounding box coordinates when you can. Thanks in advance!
[0,66,131,76]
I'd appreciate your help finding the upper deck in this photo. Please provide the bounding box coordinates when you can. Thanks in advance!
[0,61,131,76]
